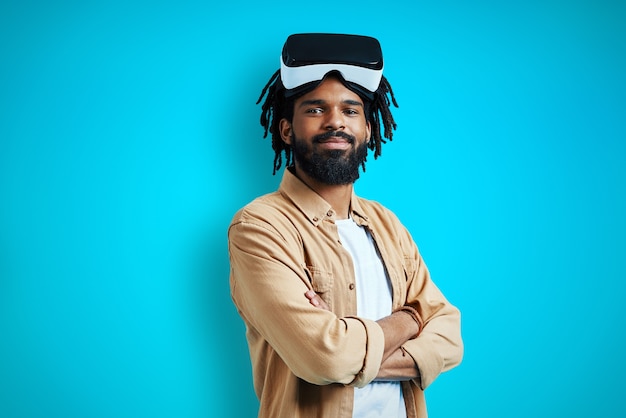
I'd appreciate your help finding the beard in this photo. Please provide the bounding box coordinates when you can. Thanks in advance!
[291,131,368,185]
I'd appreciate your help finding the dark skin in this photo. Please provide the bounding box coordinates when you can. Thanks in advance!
[305,290,419,381]
[280,75,419,380]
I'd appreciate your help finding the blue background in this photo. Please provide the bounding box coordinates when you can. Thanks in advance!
[1,1,625,417]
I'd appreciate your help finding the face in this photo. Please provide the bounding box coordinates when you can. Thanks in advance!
[279,76,372,185]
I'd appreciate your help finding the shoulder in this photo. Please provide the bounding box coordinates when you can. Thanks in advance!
[228,191,302,243]
[356,196,403,226]
[356,196,418,250]
[231,191,284,225]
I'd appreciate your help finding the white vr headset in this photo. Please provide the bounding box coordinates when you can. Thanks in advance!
[279,33,384,99]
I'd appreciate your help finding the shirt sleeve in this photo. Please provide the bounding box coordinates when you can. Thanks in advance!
[400,231,464,389]
[228,214,385,387]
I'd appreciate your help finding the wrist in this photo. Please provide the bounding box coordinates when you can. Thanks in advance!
[394,305,422,339]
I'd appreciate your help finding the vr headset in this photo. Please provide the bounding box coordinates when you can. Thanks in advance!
[280,33,384,99]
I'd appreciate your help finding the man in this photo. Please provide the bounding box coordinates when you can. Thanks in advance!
[228,33,462,418]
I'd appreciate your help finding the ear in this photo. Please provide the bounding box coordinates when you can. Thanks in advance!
[279,118,293,145]
[365,120,372,143]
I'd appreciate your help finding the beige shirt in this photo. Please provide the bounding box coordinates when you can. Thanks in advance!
[228,169,463,418]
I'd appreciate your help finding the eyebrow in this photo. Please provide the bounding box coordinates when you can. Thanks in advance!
[298,99,364,108]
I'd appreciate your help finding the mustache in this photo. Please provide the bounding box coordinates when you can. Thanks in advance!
[313,131,356,144]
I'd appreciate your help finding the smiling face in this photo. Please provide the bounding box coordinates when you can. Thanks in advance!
[279,75,372,185]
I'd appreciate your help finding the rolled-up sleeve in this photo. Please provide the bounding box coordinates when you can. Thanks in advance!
[401,239,464,389]
[228,215,385,387]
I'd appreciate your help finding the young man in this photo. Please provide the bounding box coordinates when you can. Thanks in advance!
[228,33,463,418]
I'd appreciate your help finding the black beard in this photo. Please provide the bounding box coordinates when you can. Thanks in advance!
[291,131,368,185]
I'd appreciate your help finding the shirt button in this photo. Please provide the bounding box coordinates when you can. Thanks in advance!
[312,216,319,222]
[349,283,355,290]
[327,210,334,217]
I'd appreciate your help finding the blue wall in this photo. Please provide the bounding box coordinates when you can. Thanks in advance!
[1,1,625,417]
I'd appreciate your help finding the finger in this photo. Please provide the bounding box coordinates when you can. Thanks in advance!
[313,295,329,311]
[305,290,320,306]
[317,298,330,310]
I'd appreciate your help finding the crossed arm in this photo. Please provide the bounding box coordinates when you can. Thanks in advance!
[305,290,420,382]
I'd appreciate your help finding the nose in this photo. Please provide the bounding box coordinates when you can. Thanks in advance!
[324,107,345,130]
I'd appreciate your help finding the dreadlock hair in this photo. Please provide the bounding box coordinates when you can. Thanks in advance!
[256,70,399,175]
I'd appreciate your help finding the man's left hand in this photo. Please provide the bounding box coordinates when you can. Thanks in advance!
[305,290,330,311]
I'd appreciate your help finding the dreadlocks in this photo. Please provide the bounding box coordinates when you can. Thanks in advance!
[256,70,399,175]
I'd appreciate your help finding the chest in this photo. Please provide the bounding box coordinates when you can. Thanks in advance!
[298,219,408,316]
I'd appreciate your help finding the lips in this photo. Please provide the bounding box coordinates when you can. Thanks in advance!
[318,136,350,144]
[316,138,352,151]
[313,131,355,144]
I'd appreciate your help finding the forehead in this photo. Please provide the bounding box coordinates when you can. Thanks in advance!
[294,77,364,105]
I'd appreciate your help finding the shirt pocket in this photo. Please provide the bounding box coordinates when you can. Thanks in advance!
[402,254,416,282]
[395,254,416,306]
[304,265,334,309]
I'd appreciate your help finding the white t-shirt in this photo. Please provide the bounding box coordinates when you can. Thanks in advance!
[336,217,407,418]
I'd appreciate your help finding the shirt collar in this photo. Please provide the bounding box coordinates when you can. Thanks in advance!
[349,193,370,226]
[278,168,370,227]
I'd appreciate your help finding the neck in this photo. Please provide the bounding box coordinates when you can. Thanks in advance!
[293,166,353,219]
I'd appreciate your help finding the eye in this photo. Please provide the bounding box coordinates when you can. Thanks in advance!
[305,107,323,114]
[344,108,359,116]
